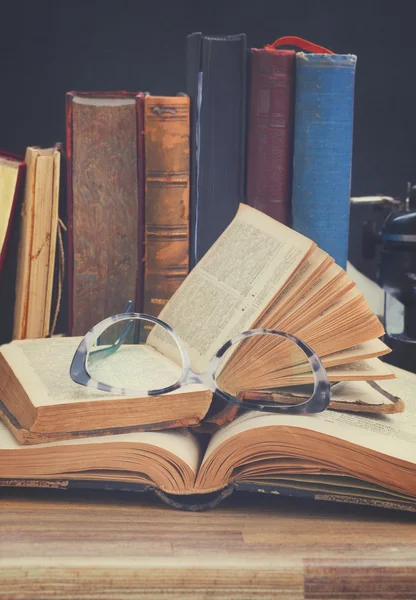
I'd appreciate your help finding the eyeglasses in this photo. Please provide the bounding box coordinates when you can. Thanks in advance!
[70,302,330,414]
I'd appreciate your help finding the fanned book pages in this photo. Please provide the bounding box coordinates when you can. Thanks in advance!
[0,366,415,512]
[0,204,400,444]
[13,146,61,340]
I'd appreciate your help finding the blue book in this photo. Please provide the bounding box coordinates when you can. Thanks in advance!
[291,53,357,269]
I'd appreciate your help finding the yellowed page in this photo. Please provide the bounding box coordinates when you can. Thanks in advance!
[149,204,314,371]
[0,420,201,475]
[203,369,416,465]
[0,337,205,408]
[43,149,61,337]
[0,158,19,253]
[13,147,42,339]
[25,155,54,338]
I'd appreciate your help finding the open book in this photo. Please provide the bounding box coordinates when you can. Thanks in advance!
[0,204,397,443]
[0,366,415,512]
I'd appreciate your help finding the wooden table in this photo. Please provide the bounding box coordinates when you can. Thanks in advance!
[0,488,415,599]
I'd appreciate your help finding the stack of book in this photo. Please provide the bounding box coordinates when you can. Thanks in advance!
[0,205,416,511]
[0,33,415,512]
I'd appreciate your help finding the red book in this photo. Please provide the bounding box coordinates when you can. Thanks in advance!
[0,151,25,277]
[66,91,145,336]
[246,48,295,225]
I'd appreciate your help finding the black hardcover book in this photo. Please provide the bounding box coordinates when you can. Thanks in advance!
[186,33,247,267]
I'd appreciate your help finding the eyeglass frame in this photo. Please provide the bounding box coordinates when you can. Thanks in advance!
[70,310,331,415]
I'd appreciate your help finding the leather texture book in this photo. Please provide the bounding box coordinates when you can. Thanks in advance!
[142,94,190,338]
[0,151,25,278]
[66,91,145,336]
[1,368,415,512]
[291,51,357,269]
[246,48,295,225]
[186,32,247,267]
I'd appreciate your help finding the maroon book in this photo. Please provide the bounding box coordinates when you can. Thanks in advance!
[66,91,145,336]
[246,48,295,225]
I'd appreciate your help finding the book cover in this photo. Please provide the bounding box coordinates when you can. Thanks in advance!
[291,52,357,269]
[0,151,25,345]
[142,94,190,338]
[246,48,295,225]
[186,33,247,267]
[0,151,25,277]
[13,146,62,340]
[66,91,145,336]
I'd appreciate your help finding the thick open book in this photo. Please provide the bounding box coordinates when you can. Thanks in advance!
[0,204,397,443]
[0,366,415,512]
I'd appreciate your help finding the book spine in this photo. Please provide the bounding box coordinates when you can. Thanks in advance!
[142,95,190,336]
[66,91,143,336]
[246,49,295,225]
[186,33,247,267]
[0,152,25,276]
[291,53,357,269]
[65,93,75,335]
[135,93,145,315]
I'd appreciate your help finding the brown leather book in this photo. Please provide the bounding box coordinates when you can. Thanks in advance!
[246,48,295,225]
[66,91,145,336]
[142,94,190,336]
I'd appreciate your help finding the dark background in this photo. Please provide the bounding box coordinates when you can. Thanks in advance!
[1,0,415,199]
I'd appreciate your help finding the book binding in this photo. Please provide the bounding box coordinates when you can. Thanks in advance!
[0,478,414,513]
[186,33,247,267]
[291,53,357,269]
[246,48,295,224]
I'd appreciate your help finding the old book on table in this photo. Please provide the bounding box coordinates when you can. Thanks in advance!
[186,32,247,267]
[0,204,400,443]
[142,94,190,338]
[0,366,415,512]
[0,336,212,444]
[246,46,295,225]
[66,91,145,336]
[0,151,25,279]
[292,48,357,269]
[13,146,61,340]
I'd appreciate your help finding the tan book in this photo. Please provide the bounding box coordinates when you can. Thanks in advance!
[142,95,190,338]
[13,146,61,339]
[0,152,24,277]
[0,204,399,443]
[0,366,414,512]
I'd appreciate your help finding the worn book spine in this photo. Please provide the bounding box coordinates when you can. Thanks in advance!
[0,478,414,513]
[186,33,247,267]
[142,95,190,336]
[0,152,25,345]
[66,91,145,336]
[0,151,25,277]
[291,53,357,269]
[246,48,295,225]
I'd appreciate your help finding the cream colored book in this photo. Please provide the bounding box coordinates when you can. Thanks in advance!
[13,146,61,339]
[0,204,399,444]
[0,152,24,275]
[0,367,414,512]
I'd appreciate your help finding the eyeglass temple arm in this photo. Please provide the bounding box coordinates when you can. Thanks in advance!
[89,301,135,363]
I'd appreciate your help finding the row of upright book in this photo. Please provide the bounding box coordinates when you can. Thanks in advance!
[1,33,416,513]
[0,34,356,343]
